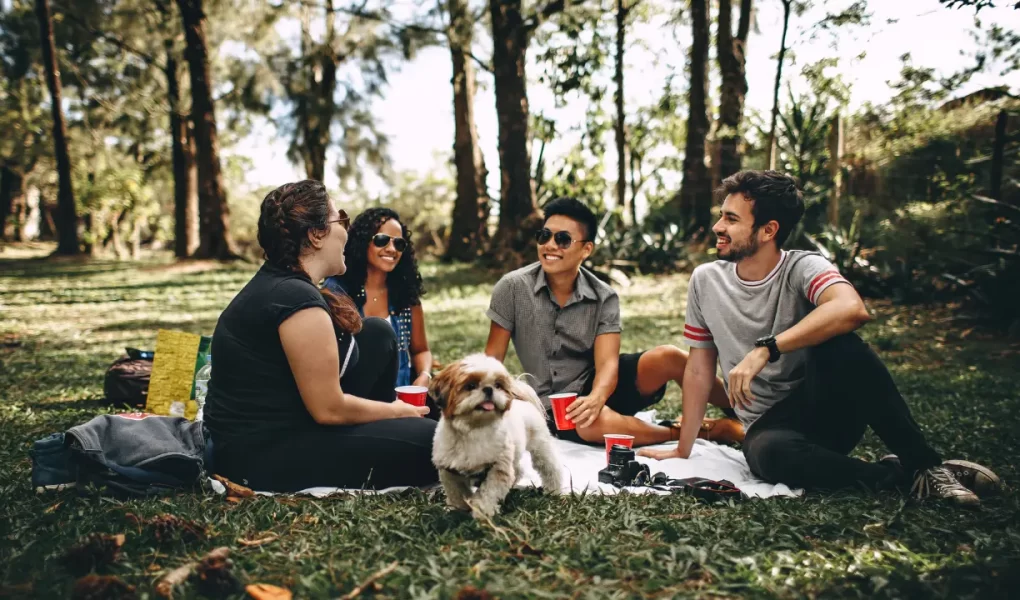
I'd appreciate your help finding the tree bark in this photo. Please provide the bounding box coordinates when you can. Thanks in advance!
[35,0,79,255]
[614,0,631,224]
[677,0,712,236]
[445,0,490,262]
[489,0,539,257]
[827,111,843,227]
[766,0,791,171]
[0,166,25,241]
[176,0,237,259]
[991,109,1007,202]
[166,44,199,258]
[717,0,752,181]
[297,0,337,182]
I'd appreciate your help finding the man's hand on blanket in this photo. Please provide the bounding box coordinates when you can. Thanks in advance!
[567,394,606,429]
[638,444,690,461]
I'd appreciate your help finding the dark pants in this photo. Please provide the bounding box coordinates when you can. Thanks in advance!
[215,318,438,492]
[743,333,941,491]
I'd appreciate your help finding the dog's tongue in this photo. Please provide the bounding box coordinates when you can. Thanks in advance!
[480,400,496,411]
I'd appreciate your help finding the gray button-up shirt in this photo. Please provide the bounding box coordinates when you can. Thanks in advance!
[486,262,622,405]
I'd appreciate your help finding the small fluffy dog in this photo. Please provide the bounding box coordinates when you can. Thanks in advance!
[429,354,562,519]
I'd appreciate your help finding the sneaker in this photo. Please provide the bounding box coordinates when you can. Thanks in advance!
[29,432,77,493]
[910,465,980,507]
[943,460,1001,497]
[882,455,1001,498]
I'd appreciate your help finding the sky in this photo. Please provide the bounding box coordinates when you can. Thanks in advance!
[228,0,1020,204]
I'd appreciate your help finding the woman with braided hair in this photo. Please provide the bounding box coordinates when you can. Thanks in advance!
[324,208,433,391]
[204,180,438,492]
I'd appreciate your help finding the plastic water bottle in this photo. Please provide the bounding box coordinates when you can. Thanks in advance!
[194,354,212,421]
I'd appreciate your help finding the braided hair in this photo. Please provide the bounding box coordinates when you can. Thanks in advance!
[339,207,425,311]
[257,180,362,334]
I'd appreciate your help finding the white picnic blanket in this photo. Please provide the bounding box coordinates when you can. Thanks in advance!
[210,411,802,499]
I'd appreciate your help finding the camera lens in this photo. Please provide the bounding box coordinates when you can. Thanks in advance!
[608,444,635,465]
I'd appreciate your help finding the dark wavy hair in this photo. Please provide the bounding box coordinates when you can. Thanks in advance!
[718,170,805,248]
[257,180,362,334]
[338,207,425,311]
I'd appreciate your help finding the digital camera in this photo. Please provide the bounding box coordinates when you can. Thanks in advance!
[597,444,650,487]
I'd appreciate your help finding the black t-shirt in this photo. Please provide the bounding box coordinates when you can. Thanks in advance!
[205,263,357,445]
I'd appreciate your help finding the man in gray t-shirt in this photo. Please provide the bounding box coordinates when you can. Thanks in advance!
[484,197,744,447]
[639,170,998,507]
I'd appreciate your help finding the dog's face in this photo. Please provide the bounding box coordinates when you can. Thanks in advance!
[429,354,515,426]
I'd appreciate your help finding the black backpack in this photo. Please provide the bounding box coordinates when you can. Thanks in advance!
[102,348,153,408]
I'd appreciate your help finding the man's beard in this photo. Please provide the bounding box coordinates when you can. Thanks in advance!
[718,232,760,262]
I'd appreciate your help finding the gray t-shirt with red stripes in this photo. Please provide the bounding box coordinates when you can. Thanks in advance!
[682,250,851,427]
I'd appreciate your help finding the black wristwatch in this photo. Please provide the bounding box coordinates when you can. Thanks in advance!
[755,335,782,363]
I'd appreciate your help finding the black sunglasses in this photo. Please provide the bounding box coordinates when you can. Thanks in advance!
[327,209,350,231]
[372,233,407,252]
[535,228,590,249]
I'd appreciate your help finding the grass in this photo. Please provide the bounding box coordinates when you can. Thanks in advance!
[1,244,1019,598]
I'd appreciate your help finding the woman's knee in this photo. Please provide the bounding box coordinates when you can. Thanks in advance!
[357,317,397,351]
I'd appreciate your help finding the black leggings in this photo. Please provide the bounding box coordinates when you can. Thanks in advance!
[214,317,438,492]
[743,333,941,491]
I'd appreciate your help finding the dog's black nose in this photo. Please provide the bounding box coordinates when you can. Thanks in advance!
[482,386,493,397]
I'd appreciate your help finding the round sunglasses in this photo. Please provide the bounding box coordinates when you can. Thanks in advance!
[372,233,407,252]
[535,228,591,249]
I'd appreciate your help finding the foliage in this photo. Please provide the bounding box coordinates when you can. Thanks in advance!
[1,254,1019,597]
[587,209,690,275]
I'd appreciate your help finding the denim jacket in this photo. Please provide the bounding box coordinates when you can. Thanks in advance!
[323,276,414,387]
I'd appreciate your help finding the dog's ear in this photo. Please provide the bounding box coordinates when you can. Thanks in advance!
[428,365,456,410]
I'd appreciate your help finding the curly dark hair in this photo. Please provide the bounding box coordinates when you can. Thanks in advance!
[337,207,425,310]
[257,180,361,334]
[718,170,805,248]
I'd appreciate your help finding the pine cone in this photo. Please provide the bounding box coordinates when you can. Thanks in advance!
[62,534,126,576]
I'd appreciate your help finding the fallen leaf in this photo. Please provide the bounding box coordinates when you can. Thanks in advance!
[246,583,293,600]
[213,474,255,498]
[454,586,495,600]
[44,501,63,514]
[238,534,278,547]
[63,534,126,576]
[71,575,135,600]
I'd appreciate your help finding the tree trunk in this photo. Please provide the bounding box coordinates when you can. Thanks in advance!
[176,0,237,259]
[167,43,199,258]
[677,0,712,236]
[35,0,79,255]
[445,0,490,262]
[827,111,843,227]
[614,0,629,224]
[766,0,791,171]
[297,0,336,182]
[991,109,1007,202]
[717,0,752,181]
[0,166,23,240]
[489,0,539,258]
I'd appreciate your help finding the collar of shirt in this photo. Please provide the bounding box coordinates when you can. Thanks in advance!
[532,266,597,307]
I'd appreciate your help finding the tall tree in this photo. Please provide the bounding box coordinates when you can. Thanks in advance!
[766,0,792,170]
[489,0,572,258]
[676,0,712,235]
[444,0,490,261]
[35,0,79,254]
[614,0,632,224]
[716,0,753,181]
[165,39,198,257]
[175,0,237,259]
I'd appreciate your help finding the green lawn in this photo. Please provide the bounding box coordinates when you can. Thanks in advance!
[1,246,1018,598]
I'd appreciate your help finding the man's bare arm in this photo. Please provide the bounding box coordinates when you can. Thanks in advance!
[639,346,718,460]
[484,321,512,363]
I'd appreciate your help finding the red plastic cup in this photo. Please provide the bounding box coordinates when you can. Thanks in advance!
[549,393,577,431]
[395,385,428,407]
[604,434,635,464]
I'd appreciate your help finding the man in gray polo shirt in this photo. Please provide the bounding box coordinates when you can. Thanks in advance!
[639,170,999,506]
[484,197,744,447]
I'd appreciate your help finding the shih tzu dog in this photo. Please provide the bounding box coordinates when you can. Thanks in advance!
[429,354,563,519]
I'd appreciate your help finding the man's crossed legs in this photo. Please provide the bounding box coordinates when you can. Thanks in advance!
[554,345,744,446]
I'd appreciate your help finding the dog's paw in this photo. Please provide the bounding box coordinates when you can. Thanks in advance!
[469,500,498,520]
[447,498,471,511]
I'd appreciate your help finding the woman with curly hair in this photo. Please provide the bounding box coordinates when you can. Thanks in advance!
[205,181,437,492]
[324,207,433,389]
